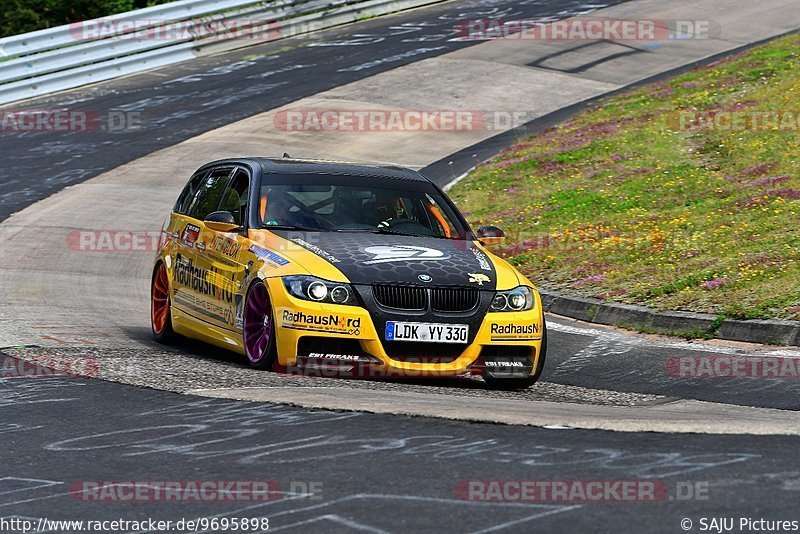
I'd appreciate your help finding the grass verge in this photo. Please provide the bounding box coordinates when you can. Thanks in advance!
[449,34,800,320]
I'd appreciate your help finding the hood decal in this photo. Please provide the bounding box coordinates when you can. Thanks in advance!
[290,237,341,264]
[271,230,496,289]
[362,245,450,265]
[468,273,491,286]
[471,247,492,271]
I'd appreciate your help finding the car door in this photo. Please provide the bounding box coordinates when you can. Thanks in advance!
[166,167,208,319]
[192,166,254,332]
[171,166,235,325]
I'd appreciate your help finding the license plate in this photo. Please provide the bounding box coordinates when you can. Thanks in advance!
[385,321,469,343]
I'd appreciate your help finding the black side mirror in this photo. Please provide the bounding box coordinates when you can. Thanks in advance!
[476,225,505,245]
[204,211,240,232]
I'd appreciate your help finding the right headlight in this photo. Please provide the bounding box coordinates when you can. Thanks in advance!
[490,286,535,312]
[282,276,359,306]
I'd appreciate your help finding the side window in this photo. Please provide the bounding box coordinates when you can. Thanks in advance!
[186,168,233,221]
[218,168,251,227]
[174,170,208,214]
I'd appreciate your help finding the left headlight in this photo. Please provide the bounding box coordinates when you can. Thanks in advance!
[490,286,535,312]
[282,276,359,306]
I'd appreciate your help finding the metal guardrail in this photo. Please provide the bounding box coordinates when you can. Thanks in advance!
[0,0,446,106]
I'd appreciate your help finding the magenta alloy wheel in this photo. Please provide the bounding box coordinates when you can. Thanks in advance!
[243,281,273,364]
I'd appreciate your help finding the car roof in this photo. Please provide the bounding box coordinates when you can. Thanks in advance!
[199,157,432,183]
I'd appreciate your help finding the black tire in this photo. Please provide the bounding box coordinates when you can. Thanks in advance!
[151,262,176,344]
[483,317,548,390]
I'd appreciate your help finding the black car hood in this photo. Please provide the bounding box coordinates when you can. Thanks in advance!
[274,230,497,289]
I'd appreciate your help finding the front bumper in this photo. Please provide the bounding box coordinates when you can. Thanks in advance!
[266,278,545,378]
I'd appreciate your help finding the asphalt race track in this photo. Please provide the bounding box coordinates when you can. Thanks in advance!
[1,369,798,532]
[2,0,800,531]
[0,0,625,221]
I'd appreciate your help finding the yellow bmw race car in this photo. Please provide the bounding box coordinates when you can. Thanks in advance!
[151,157,546,389]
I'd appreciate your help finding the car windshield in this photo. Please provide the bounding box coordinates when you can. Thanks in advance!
[258,175,469,239]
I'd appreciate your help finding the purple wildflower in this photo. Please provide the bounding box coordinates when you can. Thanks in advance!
[701,278,725,290]
[748,175,790,187]
[740,163,778,176]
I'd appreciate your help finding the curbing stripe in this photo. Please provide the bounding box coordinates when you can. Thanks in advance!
[188,386,800,435]
[539,288,800,346]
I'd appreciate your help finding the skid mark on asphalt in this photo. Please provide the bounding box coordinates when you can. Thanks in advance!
[0,423,43,434]
[263,495,580,533]
[548,319,800,357]
[553,337,634,375]
[0,478,64,509]
[42,398,760,476]
[0,378,85,407]
[0,471,575,534]
[137,398,363,425]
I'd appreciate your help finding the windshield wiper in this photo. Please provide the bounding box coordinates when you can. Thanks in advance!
[367,227,437,239]
[261,224,332,232]
[340,227,459,239]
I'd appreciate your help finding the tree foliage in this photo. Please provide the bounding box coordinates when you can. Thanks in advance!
[0,0,169,38]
